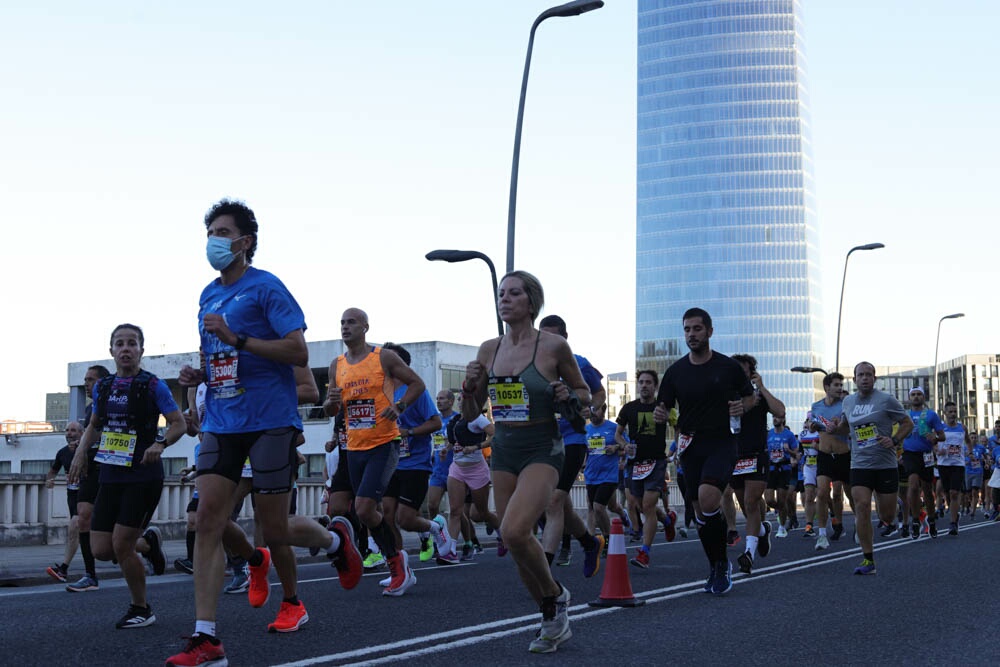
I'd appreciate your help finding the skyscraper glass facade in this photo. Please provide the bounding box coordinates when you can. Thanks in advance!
[636,0,823,422]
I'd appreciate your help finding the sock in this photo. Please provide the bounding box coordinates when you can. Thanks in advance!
[369,520,397,559]
[863,552,874,562]
[283,595,300,606]
[195,620,216,638]
[80,532,96,577]
[420,529,432,539]
[699,511,727,564]
[186,530,196,561]
[576,532,597,551]
[367,536,380,554]
[746,535,759,556]
[640,544,649,554]
[464,540,474,549]
[471,535,481,547]
[325,529,341,556]
[819,527,827,537]
[247,548,264,568]
[59,562,69,572]
[546,552,555,565]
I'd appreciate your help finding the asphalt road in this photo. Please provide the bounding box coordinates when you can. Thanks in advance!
[5,519,998,666]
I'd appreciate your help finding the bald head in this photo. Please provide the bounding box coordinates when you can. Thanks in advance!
[341,307,370,345]
[65,421,83,445]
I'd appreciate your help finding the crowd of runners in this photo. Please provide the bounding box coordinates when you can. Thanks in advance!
[41,199,1000,666]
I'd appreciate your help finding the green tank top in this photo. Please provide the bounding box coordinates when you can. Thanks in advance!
[487,332,556,425]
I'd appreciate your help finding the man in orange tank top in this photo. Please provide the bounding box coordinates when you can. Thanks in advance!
[323,308,429,597]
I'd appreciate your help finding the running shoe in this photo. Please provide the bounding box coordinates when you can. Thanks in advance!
[165,633,227,667]
[329,516,363,590]
[460,544,475,561]
[853,559,876,576]
[383,552,416,597]
[436,550,461,566]
[46,563,68,583]
[485,524,494,535]
[115,604,155,629]
[726,530,741,546]
[710,560,733,595]
[948,522,958,536]
[247,548,271,607]
[363,551,386,570]
[910,520,921,541]
[418,537,434,562]
[142,526,166,576]
[582,534,605,578]
[267,601,308,633]
[473,542,484,555]
[736,550,753,575]
[496,534,508,558]
[815,534,830,551]
[174,558,194,574]
[664,510,677,542]
[554,547,571,567]
[757,521,772,558]
[919,510,929,535]
[803,524,816,538]
[66,575,98,592]
[880,523,899,538]
[776,525,788,538]
[830,521,844,541]
[431,515,451,555]
[703,570,713,593]
[223,565,249,594]
[900,523,910,538]
[629,530,642,544]
[678,527,688,539]
[629,549,650,569]
[379,575,392,587]
[928,521,938,539]
[528,584,571,653]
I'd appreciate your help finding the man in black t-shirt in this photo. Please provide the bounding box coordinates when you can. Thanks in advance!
[654,308,754,595]
[615,370,673,569]
[45,421,83,583]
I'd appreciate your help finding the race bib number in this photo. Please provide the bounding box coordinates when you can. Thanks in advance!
[806,455,818,467]
[338,430,348,451]
[733,456,758,476]
[588,436,606,452]
[947,445,961,457]
[95,430,137,467]
[769,448,784,463]
[488,379,530,422]
[208,350,244,399]
[632,460,656,480]
[923,451,936,466]
[432,434,447,453]
[677,433,694,456]
[399,437,410,458]
[241,457,252,478]
[854,423,878,449]
[346,399,377,430]
[67,481,80,491]
[969,458,981,469]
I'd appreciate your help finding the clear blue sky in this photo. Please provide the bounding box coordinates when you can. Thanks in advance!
[1,1,996,420]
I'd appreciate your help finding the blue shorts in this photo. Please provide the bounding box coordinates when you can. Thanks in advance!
[429,456,450,490]
[347,440,399,502]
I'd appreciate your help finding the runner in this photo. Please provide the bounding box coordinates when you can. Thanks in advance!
[424,390,459,561]
[461,270,590,653]
[584,403,624,540]
[324,308,428,598]
[615,370,672,569]
[65,365,110,593]
[45,421,83,583]
[901,387,945,539]
[809,373,852,551]
[966,434,987,519]
[68,324,185,629]
[937,401,971,535]
[765,416,798,538]
[827,361,913,575]
[798,413,820,538]
[654,308,755,594]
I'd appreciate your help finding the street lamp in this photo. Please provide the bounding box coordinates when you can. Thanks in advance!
[426,249,504,336]
[834,242,885,373]
[506,0,604,273]
[933,312,965,412]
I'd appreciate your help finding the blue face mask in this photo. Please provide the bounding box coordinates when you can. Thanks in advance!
[206,235,245,271]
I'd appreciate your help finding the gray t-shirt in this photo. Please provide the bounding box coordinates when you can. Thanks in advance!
[840,389,908,470]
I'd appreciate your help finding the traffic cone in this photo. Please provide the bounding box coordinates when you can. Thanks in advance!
[589,518,645,608]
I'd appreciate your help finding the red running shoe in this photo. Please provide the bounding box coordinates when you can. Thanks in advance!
[247,548,271,608]
[329,517,362,590]
[664,511,677,542]
[164,633,227,666]
[267,601,309,633]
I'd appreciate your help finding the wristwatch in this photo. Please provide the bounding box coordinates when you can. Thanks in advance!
[234,334,248,350]
[155,435,167,447]
[395,400,408,414]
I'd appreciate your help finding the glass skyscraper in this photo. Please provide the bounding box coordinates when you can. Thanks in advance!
[636,0,823,422]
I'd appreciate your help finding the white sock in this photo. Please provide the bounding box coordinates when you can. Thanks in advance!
[368,536,380,554]
[428,522,440,537]
[325,530,341,555]
[746,535,759,557]
[195,620,216,638]
[819,527,827,537]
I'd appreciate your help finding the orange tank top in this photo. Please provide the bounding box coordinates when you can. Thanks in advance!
[335,346,399,451]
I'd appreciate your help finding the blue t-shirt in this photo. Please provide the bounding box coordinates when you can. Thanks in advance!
[810,398,849,447]
[559,354,603,446]
[991,444,1000,466]
[94,375,179,484]
[766,428,798,472]
[198,267,306,434]
[903,408,945,453]
[584,420,619,485]
[668,440,683,475]
[432,412,458,474]
[966,444,986,474]
[394,386,440,472]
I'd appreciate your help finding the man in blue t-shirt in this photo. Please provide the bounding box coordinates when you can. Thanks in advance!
[765,417,799,538]
[901,387,946,539]
[424,390,460,561]
[584,404,627,538]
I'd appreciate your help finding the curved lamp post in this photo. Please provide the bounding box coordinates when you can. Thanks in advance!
[426,249,503,336]
[933,312,965,411]
[834,243,885,373]
[506,0,604,273]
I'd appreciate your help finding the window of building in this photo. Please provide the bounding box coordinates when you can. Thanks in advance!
[20,460,51,475]
[163,458,189,476]
[0,461,10,474]
[303,454,326,479]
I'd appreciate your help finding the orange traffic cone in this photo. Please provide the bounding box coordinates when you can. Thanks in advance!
[588,518,645,608]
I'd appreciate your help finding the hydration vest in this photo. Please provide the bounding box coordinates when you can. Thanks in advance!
[94,370,161,445]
